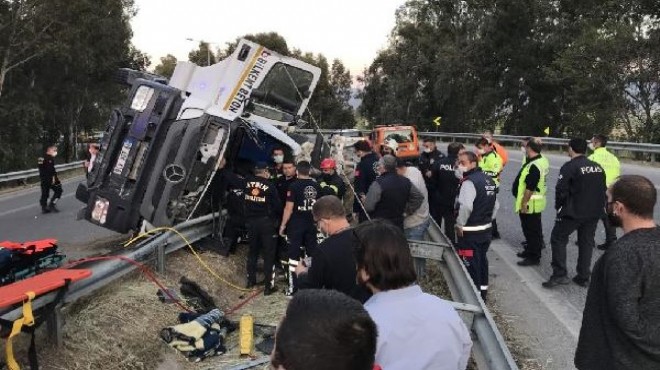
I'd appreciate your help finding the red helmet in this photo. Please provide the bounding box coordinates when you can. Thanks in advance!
[320,158,336,170]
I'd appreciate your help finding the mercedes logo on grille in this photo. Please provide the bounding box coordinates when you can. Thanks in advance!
[163,164,186,184]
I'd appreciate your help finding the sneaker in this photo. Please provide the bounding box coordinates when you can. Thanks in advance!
[572,276,589,287]
[516,251,530,258]
[542,276,570,288]
[41,207,51,214]
[48,203,60,213]
[517,258,540,266]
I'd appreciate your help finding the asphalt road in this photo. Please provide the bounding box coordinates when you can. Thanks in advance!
[438,143,660,369]
[0,176,122,259]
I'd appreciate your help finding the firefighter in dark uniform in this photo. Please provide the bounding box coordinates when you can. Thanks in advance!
[455,151,498,300]
[270,147,285,180]
[353,140,379,223]
[278,161,321,296]
[319,158,346,200]
[430,142,464,244]
[244,162,282,295]
[217,165,247,256]
[543,139,606,288]
[363,155,424,231]
[420,138,445,221]
[274,159,297,277]
[38,145,63,213]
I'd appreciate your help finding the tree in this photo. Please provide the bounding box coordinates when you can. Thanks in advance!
[188,41,216,66]
[154,54,177,78]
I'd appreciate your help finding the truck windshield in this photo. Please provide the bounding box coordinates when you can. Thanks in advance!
[250,63,313,115]
[384,129,413,143]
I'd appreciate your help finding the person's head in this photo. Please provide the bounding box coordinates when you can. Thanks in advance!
[353,220,417,293]
[607,175,657,232]
[377,154,397,175]
[282,160,297,178]
[254,162,270,178]
[88,144,99,155]
[46,145,58,157]
[568,138,587,158]
[447,142,464,157]
[423,138,437,154]
[272,147,285,165]
[475,137,492,155]
[524,137,542,156]
[312,195,349,234]
[381,139,397,157]
[271,289,377,370]
[395,157,408,176]
[320,158,336,176]
[591,134,608,150]
[353,140,372,158]
[457,151,479,173]
[296,160,312,178]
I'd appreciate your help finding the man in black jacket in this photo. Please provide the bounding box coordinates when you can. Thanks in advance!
[430,142,464,244]
[38,145,63,213]
[575,175,660,370]
[543,139,606,288]
[363,155,424,230]
[353,140,379,223]
[420,138,445,220]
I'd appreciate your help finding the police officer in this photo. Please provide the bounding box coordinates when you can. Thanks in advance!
[476,138,503,239]
[588,134,620,250]
[455,151,498,300]
[430,142,464,244]
[513,138,549,266]
[363,155,424,231]
[353,140,379,223]
[319,158,346,200]
[279,161,321,295]
[244,162,282,295]
[420,138,445,221]
[543,139,606,288]
[38,145,63,213]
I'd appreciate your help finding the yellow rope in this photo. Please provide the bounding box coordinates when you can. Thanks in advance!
[123,227,254,292]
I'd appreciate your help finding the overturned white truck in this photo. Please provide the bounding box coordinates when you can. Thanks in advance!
[77,39,322,234]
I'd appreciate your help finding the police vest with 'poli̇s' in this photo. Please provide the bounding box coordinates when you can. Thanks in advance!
[462,168,497,233]
[478,150,502,187]
[515,155,549,214]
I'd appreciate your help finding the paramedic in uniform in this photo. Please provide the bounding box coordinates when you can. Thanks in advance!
[319,158,346,200]
[244,162,282,295]
[543,139,606,288]
[455,151,498,300]
[353,140,379,223]
[279,161,321,295]
[38,145,63,213]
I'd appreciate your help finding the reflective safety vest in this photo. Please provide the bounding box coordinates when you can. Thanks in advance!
[588,147,620,187]
[478,151,502,187]
[515,155,549,214]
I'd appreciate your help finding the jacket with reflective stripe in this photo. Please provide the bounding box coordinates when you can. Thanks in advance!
[515,155,549,214]
[588,147,620,187]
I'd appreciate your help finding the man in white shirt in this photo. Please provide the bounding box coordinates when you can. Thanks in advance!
[355,220,473,370]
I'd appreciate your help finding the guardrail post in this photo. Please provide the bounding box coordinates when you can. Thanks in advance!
[156,243,167,274]
[46,307,63,346]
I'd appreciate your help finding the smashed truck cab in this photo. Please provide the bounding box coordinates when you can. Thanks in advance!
[77,39,321,233]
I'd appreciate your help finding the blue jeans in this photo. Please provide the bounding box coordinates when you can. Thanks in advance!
[405,217,431,277]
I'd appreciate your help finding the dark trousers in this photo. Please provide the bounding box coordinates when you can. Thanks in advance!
[600,215,617,244]
[434,205,456,244]
[286,220,318,293]
[457,232,492,299]
[550,217,598,279]
[520,213,543,260]
[39,180,62,207]
[223,216,245,253]
[246,217,277,288]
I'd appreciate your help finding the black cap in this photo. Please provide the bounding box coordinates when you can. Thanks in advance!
[254,161,269,171]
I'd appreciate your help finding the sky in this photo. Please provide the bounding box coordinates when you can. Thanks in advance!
[130,0,406,77]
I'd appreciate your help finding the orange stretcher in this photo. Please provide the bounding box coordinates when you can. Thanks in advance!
[0,239,58,255]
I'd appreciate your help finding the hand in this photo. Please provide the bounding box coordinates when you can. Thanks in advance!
[295,263,308,276]
[279,224,286,237]
[360,194,366,203]
[520,204,529,214]
[455,225,463,238]
[425,170,432,178]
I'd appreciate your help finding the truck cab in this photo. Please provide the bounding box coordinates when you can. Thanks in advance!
[78,39,321,233]
[370,124,420,162]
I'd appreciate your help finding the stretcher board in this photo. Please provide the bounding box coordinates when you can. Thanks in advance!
[0,269,91,308]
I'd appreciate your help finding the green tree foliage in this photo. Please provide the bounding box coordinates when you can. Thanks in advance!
[360,0,660,141]
[188,41,217,66]
[154,54,177,78]
[0,0,147,170]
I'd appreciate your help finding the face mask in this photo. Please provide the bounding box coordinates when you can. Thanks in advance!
[423,147,432,154]
[51,151,58,157]
[455,165,467,179]
[607,203,623,228]
[273,155,284,164]
[477,148,485,155]
[588,143,595,151]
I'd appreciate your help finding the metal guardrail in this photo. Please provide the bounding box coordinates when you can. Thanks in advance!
[0,161,85,184]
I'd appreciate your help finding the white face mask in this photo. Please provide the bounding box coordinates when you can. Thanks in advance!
[455,165,468,179]
[51,151,58,157]
[273,155,284,164]
[423,147,432,154]
[588,143,595,150]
